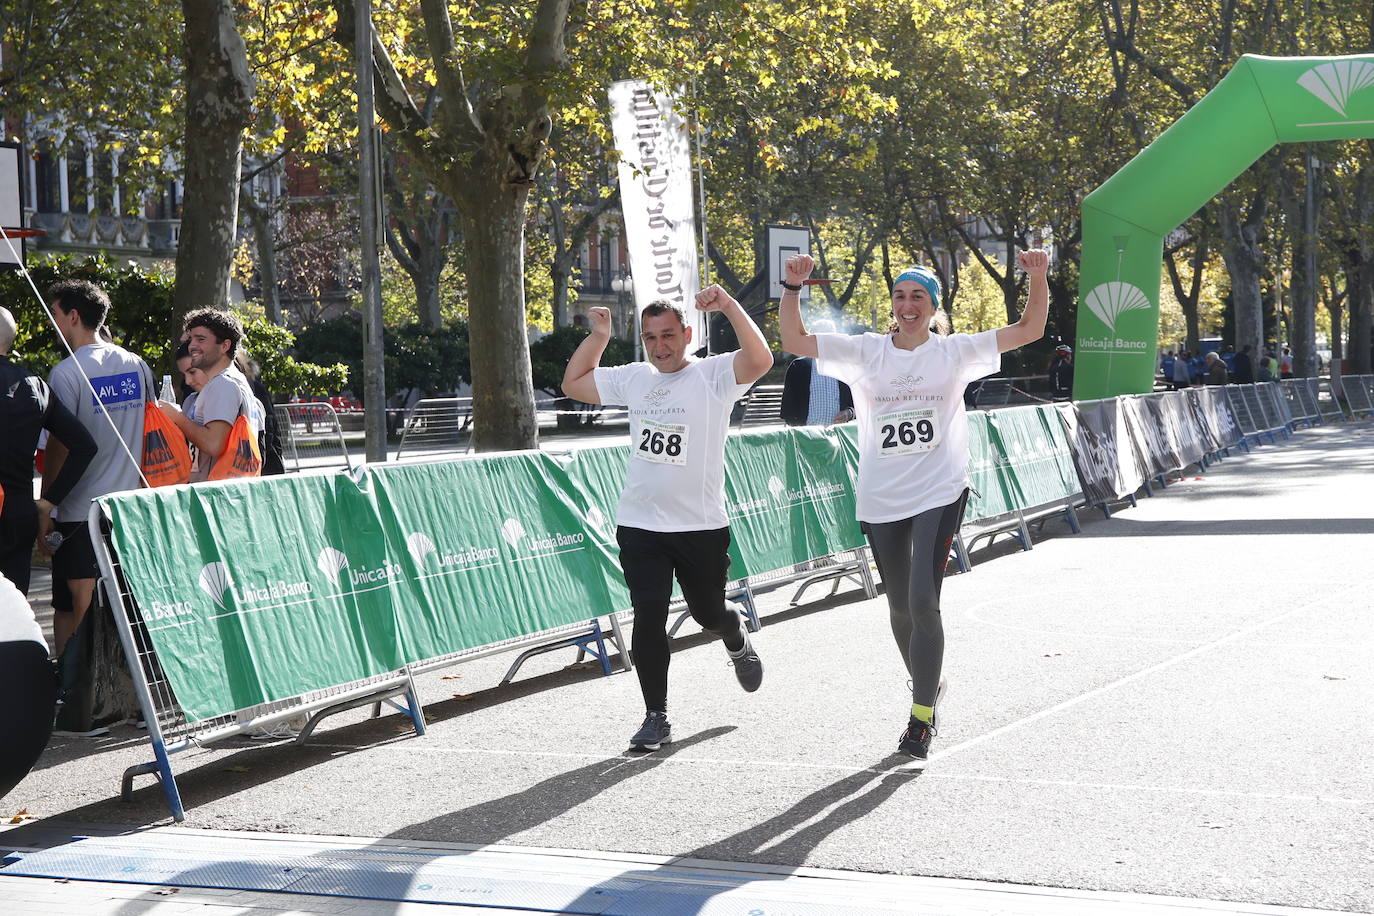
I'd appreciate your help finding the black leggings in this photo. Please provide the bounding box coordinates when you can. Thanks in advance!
[0,640,57,800]
[864,490,969,709]
[616,526,744,712]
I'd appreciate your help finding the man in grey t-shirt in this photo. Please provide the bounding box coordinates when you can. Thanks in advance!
[158,309,263,482]
[44,279,154,655]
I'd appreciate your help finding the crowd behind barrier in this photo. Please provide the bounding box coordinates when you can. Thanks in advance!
[86,379,1341,820]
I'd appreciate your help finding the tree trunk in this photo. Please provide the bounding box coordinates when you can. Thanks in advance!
[1216,200,1265,363]
[241,190,282,323]
[1352,165,1374,374]
[175,0,254,311]
[462,195,538,450]
[1289,154,1320,378]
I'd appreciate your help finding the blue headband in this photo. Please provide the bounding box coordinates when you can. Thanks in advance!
[893,267,941,310]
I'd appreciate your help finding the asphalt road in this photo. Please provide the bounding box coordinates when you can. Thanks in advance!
[6,421,1373,913]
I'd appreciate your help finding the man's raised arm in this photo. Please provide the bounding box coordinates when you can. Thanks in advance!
[561,307,613,404]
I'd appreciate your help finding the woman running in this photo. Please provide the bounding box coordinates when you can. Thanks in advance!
[779,250,1048,765]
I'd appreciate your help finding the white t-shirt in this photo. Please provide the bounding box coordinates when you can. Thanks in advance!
[48,342,154,523]
[817,330,1000,523]
[0,571,46,651]
[594,353,750,532]
[187,365,264,482]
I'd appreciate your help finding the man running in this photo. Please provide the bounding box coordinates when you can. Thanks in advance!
[562,290,773,751]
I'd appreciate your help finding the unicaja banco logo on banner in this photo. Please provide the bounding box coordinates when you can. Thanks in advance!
[1080,282,1153,354]
[501,516,585,554]
[1297,61,1374,118]
[406,530,500,570]
[198,560,312,611]
[317,545,403,589]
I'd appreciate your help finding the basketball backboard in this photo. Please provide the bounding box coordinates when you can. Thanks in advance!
[0,142,25,269]
[766,224,811,301]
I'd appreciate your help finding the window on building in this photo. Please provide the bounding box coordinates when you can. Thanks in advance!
[94,151,114,214]
[34,147,60,213]
[67,143,88,213]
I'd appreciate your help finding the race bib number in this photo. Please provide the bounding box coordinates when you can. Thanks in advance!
[877,408,941,457]
[635,418,688,466]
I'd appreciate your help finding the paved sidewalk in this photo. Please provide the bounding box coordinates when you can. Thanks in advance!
[4,422,1373,913]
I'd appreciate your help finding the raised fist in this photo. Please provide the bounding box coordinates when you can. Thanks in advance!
[587,306,612,336]
[784,254,815,286]
[1016,249,1050,277]
[696,284,736,313]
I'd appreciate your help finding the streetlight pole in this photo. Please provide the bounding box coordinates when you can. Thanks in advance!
[612,271,639,362]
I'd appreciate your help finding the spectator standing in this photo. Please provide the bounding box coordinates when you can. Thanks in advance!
[1280,347,1294,379]
[158,310,265,482]
[1172,350,1191,389]
[1205,351,1230,386]
[781,356,854,426]
[1256,358,1275,382]
[1234,344,1255,385]
[1160,351,1176,385]
[43,280,154,656]
[1048,345,1074,400]
[0,307,96,595]
[236,352,285,476]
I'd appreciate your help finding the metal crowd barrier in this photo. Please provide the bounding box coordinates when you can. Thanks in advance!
[1342,374,1374,419]
[88,505,425,823]
[395,397,474,460]
[1279,379,1321,427]
[276,402,356,473]
[1225,383,1290,443]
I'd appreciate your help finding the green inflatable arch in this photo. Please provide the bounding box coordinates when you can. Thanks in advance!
[1073,53,1374,400]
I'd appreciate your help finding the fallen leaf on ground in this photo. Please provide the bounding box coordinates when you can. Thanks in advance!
[452,693,473,701]
[441,675,463,680]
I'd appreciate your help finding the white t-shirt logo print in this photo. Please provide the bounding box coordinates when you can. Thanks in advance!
[890,374,923,393]
[643,387,671,408]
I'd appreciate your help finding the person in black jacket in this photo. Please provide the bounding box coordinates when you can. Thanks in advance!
[780,356,855,426]
[0,307,97,595]
[1049,345,1074,400]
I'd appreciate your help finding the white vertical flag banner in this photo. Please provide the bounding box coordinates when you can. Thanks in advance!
[608,79,704,348]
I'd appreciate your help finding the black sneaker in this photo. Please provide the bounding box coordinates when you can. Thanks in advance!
[897,677,945,766]
[629,711,672,751]
[897,717,935,764]
[727,634,763,692]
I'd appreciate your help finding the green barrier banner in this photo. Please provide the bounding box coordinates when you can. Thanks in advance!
[103,475,406,723]
[724,427,864,577]
[1075,54,1374,400]
[363,454,629,664]
[965,412,1017,522]
[986,405,1082,510]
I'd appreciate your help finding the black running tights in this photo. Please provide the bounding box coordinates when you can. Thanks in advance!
[616,526,744,712]
[864,491,969,709]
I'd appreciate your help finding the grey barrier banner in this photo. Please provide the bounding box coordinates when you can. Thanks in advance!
[1054,400,1145,505]
[1157,391,1207,469]
[1202,387,1243,446]
[1123,396,1181,477]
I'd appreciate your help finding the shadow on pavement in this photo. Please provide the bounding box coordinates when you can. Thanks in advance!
[552,759,922,915]
[386,726,735,846]
[1074,517,1374,537]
